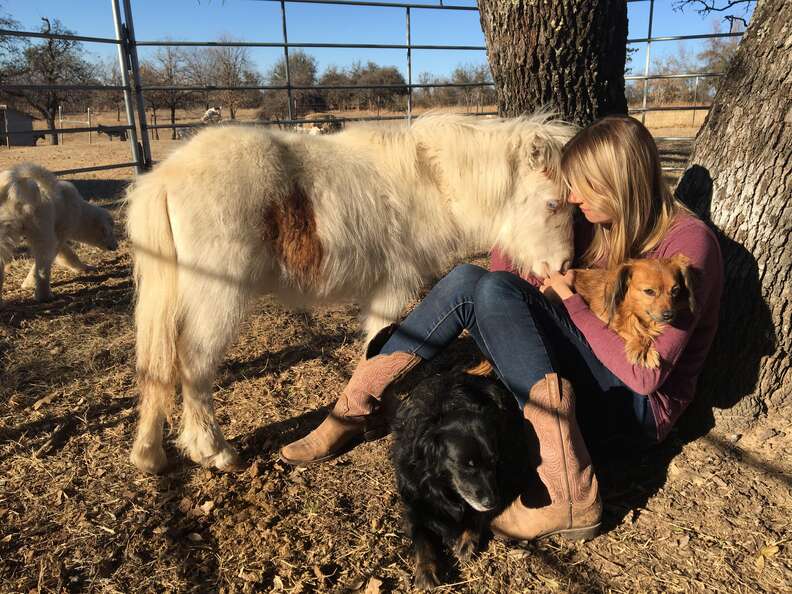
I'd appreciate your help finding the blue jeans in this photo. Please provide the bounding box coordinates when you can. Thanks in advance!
[379,264,657,445]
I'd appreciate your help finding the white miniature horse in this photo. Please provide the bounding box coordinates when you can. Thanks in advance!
[125,113,577,473]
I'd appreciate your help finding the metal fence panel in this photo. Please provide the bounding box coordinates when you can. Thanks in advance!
[0,0,744,174]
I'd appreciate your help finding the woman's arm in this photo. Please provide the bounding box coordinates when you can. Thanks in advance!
[562,225,722,395]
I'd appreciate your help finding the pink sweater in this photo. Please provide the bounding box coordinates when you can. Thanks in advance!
[490,214,724,441]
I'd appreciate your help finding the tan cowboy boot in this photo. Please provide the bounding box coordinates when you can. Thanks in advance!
[279,349,420,466]
[491,373,602,541]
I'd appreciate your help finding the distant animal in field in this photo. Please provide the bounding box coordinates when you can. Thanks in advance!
[294,112,344,135]
[175,126,198,141]
[574,255,696,368]
[0,163,118,305]
[201,107,222,125]
[125,112,577,474]
[391,373,530,588]
[96,124,128,141]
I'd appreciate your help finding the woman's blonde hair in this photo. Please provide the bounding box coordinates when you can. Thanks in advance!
[560,115,690,268]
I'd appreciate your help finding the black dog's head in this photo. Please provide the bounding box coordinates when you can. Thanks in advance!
[436,409,500,512]
[392,374,522,519]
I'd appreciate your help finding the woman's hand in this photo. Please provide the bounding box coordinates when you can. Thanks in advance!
[540,269,576,300]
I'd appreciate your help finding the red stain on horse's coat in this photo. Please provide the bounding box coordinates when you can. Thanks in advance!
[262,184,324,290]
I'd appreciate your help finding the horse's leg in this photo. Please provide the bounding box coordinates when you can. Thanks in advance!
[361,284,414,344]
[176,276,252,471]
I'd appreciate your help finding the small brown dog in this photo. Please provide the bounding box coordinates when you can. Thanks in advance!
[574,254,696,368]
[466,254,696,375]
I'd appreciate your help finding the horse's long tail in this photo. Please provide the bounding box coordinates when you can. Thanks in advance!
[126,174,180,426]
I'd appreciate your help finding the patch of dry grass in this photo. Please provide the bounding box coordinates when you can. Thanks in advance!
[0,142,789,594]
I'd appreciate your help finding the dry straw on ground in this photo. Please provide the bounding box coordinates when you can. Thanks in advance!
[0,127,789,593]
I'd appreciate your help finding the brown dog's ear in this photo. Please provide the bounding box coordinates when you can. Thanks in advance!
[607,263,632,322]
[672,254,697,314]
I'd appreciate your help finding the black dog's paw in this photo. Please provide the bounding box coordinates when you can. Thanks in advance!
[414,564,440,590]
[452,528,479,562]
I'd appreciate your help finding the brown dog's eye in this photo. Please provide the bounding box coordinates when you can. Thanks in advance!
[671,286,680,297]
[643,288,656,297]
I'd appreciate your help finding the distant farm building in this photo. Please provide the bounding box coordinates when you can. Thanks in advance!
[0,106,40,147]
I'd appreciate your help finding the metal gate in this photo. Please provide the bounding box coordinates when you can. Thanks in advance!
[0,0,745,176]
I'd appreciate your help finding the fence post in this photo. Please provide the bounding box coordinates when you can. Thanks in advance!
[88,107,92,144]
[406,7,412,124]
[58,105,63,144]
[121,0,153,169]
[640,0,655,125]
[111,0,144,173]
[280,0,294,120]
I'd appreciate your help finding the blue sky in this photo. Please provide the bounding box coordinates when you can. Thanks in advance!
[4,0,755,81]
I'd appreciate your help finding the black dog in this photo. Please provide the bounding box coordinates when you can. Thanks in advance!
[391,373,531,588]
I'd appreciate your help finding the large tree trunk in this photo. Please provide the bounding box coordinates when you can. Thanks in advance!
[477,0,628,124]
[675,0,790,433]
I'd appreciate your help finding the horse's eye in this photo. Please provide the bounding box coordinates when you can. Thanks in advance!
[547,200,559,212]
[643,288,656,297]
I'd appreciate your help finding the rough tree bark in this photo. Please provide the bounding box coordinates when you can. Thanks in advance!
[477,0,628,124]
[675,0,790,432]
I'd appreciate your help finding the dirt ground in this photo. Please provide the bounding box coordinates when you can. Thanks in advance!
[0,133,790,594]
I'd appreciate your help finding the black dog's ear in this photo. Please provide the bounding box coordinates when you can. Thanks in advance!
[413,425,443,472]
[606,263,632,322]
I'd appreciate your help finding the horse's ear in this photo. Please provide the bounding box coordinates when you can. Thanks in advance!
[536,135,564,182]
[606,263,632,322]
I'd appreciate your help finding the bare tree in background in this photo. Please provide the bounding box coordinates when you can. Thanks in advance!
[0,18,95,145]
[184,48,215,111]
[695,20,741,100]
[145,46,192,139]
[207,40,262,119]
[451,64,495,114]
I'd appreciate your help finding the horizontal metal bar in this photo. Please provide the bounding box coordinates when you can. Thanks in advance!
[52,162,139,176]
[135,39,485,50]
[140,81,494,92]
[1,83,127,92]
[251,0,479,11]
[146,111,498,130]
[0,28,121,45]
[625,72,723,81]
[4,125,134,136]
[628,31,743,44]
[629,105,711,113]
[661,167,689,172]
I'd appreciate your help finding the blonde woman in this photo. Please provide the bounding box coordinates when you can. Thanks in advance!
[280,115,724,541]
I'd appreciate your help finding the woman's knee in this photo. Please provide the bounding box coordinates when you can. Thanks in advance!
[474,270,540,308]
[442,263,488,292]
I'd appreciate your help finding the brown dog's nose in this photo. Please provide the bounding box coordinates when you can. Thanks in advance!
[661,310,675,322]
